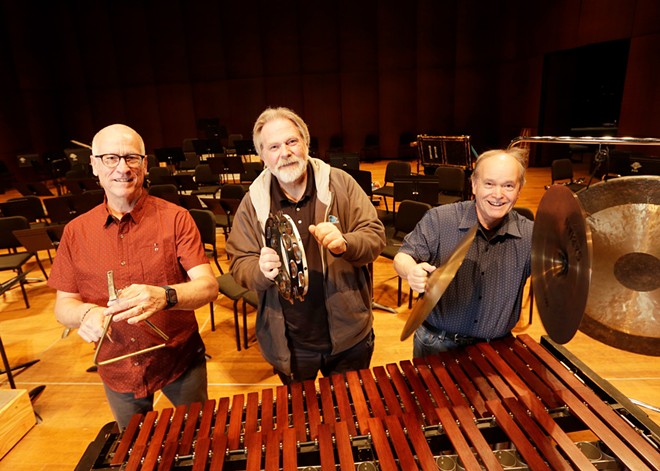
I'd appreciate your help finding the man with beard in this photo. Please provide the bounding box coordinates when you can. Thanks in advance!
[226,107,386,384]
[394,148,533,357]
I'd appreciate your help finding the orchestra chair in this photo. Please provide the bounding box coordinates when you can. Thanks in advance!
[372,161,411,212]
[514,206,535,324]
[191,164,221,197]
[215,273,250,349]
[71,190,104,215]
[43,195,78,224]
[199,197,230,242]
[178,152,199,171]
[344,168,373,199]
[380,200,432,307]
[173,174,198,193]
[12,227,58,265]
[0,216,48,308]
[435,166,466,205]
[219,187,246,252]
[147,166,176,186]
[188,209,222,273]
[178,194,204,210]
[241,289,258,349]
[550,158,586,192]
[360,133,380,161]
[0,196,48,227]
[148,184,180,205]
[240,161,264,191]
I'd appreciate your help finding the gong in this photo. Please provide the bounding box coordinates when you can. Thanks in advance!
[577,176,660,356]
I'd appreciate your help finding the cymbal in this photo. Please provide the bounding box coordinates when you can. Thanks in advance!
[532,185,592,344]
[577,176,660,355]
[400,224,477,341]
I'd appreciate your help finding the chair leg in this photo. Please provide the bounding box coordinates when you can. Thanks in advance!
[528,284,534,325]
[408,288,414,309]
[209,301,215,331]
[397,276,402,306]
[36,256,48,280]
[233,299,241,351]
[242,299,249,350]
[17,268,30,309]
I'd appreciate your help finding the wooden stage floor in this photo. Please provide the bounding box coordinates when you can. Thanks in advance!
[0,160,658,470]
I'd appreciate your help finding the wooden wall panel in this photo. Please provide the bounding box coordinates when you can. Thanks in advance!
[190,81,231,134]
[618,34,660,143]
[0,0,658,176]
[182,2,228,81]
[301,74,342,156]
[578,0,636,44]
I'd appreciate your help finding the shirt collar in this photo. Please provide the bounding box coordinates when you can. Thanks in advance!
[458,201,523,239]
[103,192,148,227]
[271,162,315,206]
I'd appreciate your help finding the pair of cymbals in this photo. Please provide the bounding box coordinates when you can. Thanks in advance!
[399,186,592,347]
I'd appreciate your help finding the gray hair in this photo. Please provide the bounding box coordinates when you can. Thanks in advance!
[252,107,311,156]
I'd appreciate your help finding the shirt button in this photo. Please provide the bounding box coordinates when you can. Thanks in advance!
[119,234,124,239]
[120,261,126,266]
[481,271,485,275]
[296,207,300,212]
[298,220,302,225]
[131,338,136,342]
[133,362,139,366]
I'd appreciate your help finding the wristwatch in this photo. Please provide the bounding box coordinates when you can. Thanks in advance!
[162,285,178,309]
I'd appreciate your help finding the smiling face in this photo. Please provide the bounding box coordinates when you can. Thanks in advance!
[471,153,522,229]
[259,117,309,189]
[91,124,146,206]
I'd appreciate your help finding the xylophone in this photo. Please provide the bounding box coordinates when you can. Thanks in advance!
[76,335,660,470]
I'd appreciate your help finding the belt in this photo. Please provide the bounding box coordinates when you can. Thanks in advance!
[421,321,491,346]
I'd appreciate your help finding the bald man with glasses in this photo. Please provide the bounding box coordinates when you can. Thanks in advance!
[49,124,218,428]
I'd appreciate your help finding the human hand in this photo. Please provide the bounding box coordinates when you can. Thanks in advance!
[259,246,281,281]
[77,306,105,343]
[407,262,436,293]
[103,284,164,325]
[309,222,347,255]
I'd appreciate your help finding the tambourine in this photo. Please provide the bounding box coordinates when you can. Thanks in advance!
[265,212,309,303]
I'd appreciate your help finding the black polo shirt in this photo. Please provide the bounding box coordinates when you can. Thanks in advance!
[270,165,331,352]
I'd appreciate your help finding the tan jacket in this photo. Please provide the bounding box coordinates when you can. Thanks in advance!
[227,158,386,375]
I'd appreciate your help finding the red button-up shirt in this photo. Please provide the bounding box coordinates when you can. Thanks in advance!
[49,194,209,397]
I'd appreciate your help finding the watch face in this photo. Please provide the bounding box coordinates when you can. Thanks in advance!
[165,286,177,308]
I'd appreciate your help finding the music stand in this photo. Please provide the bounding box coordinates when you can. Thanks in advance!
[234,139,257,156]
[192,138,224,157]
[17,153,41,168]
[329,152,360,170]
[153,147,185,167]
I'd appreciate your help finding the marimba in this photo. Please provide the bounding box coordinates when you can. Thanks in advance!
[76,335,660,470]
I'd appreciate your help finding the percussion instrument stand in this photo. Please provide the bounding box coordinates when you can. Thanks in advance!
[368,262,396,313]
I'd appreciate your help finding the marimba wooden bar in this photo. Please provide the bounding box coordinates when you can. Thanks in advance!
[75,335,660,470]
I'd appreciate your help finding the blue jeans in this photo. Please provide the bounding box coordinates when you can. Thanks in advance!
[103,354,208,429]
[276,330,375,384]
[413,323,463,357]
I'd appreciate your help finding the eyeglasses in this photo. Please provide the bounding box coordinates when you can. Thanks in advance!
[93,154,146,168]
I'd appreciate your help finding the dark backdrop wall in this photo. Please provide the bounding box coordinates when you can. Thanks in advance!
[1,0,658,175]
